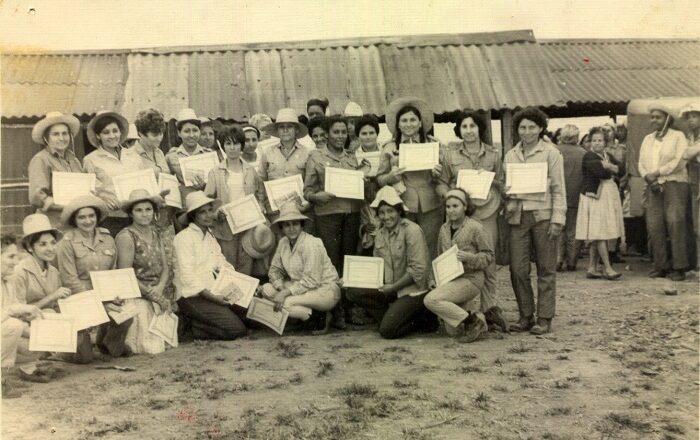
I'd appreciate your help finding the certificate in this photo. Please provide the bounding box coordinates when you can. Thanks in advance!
[356,150,381,177]
[220,195,266,235]
[505,162,548,195]
[398,142,440,171]
[57,290,109,331]
[148,312,178,347]
[343,256,384,289]
[90,268,141,301]
[158,173,182,209]
[29,314,77,353]
[179,152,219,186]
[432,245,464,286]
[324,167,364,200]
[210,266,259,308]
[246,297,289,335]
[52,172,97,206]
[264,175,306,211]
[457,170,495,200]
[113,169,159,202]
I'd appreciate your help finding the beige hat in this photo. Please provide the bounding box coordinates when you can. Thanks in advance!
[177,191,221,225]
[370,186,408,211]
[87,110,129,147]
[31,111,80,145]
[263,108,308,139]
[176,108,201,129]
[60,194,108,227]
[647,102,674,116]
[249,113,273,131]
[21,214,63,251]
[343,102,363,118]
[680,103,700,117]
[125,123,139,141]
[273,201,309,224]
[121,189,163,214]
[385,96,434,136]
[241,224,276,259]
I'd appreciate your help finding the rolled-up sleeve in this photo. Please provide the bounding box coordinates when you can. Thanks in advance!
[28,155,51,208]
[303,154,322,199]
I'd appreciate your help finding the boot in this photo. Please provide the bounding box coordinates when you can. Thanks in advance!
[510,315,535,332]
[530,318,552,335]
[484,306,509,333]
[457,312,487,343]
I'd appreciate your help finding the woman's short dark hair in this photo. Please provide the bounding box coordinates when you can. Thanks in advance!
[307,116,326,134]
[587,126,608,146]
[394,105,427,145]
[355,114,380,138]
[513,107,548,137]
[453,110,487,142]
[446,188,477,217]
[307,98,329,113]
[216,125,245,148]
[126,200,158,220]
[24,231,59,252]
[579,133,589,146]
[94,116,123,136]
[1,233,17,252]
[176,119,201,131]
[323,115,351,149]
[135,108,165,136]
[242,124,260,139]
[68,206,99,228]
[376,201,406,217]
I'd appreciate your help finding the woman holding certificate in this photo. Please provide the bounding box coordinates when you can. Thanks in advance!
[436,110,508,332]
[355,115,382,254]
[346,186,436,339]
[83,110,133,236]
[424,189,494,342]
[165,109,210,191]
[56,195,132,360]
[204,126,269,274]
[27,111,84,228]
[115,190,173,354]
[376,97,443,260]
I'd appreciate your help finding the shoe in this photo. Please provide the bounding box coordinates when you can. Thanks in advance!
[649,269,668,278]
[16,363,50,383]
[457,312,487,343]
[604,270,621,280]
[484,306,509,333]
[530,318,551,335]
[510,315,535,332]
[1,379,22,399]
[586,271,603,279]
[566,265,577,272]
[668,271,686,282]
[330,304,346,330]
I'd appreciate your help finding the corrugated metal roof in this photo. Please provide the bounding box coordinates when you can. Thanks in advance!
[540,39,700,103]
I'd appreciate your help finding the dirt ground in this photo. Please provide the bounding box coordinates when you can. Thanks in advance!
[2,256,698,440]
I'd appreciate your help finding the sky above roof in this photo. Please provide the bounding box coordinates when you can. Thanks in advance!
[1,0,698,52]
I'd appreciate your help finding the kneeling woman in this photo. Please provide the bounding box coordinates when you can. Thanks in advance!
[261,202,341,332]
[423,189,494,342]
[173,191,247,340]
[346,186,436,339]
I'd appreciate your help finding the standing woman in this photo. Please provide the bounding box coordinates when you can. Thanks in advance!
[376,97,444,260]
[165,109,208,191]
[437,110,507,330]
[424,189,493,342]
[27,112,83,228]
[241,125,262,171]
[198,117,217,151]
[115,190,173,354]
[83,110,132,236]
[355,115,382,254]
[638,104,690,281]
[204,125,269,274]
[307,117,327,150]
[346,186,436,339]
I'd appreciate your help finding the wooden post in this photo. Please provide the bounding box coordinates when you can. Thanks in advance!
[500,110,514,158]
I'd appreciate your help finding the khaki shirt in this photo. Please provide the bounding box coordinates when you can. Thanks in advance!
[269,232,339,295]
[165,144,213,185]
[121,142,170,176]
[13,256,62,308]
[373,218,429,297]
[304,147,362,216]
[27,148,84,227]
[56,227,117,293]
[83,147,130,215]
[435,217,493,287]
[258,141,310,182]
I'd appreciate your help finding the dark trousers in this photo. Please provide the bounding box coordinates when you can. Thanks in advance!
[177,296,247,340]
[346,288,436,339]
[646,181,689,271]
[558,208,580,268]
[509,211,557,320]
[315,212,360,275]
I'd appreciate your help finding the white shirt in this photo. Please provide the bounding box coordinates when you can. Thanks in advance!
[226,170,246,201]
[173,223,232,299]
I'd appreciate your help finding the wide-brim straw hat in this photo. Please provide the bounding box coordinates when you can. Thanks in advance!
[31,111,81,145]
[60,194,108,227]
[343,101,363,118]
[87,110,129,147]
[176,108,201,129]
[679,103,700,117]
[21,214,63,251]
[647,102,674,116]
[263,108,308,139]
[273,201,309,224]
[370,185,408,211]
[385,96,434,136]
[241,224,276,259]
[177,191,221,225]
[121,189,163,214]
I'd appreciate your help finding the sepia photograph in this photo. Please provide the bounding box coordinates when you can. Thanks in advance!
[0,0,698,438]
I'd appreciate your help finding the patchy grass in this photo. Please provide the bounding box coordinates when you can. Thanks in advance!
[317,361,334,377]
[458,365,482,374]
[329,343,361,353]
[384,346,412,354]
[596,412,653,434]
[336,383,378,399]
[513,368,530,379]
[275,340,303,358]
[78,420,138,439]
[146,398,172,410]
[508,341,532,354]
[435,396,465,411]
[556,354,569,361]
[473,392,491,410]
[545,407,572,416]
[392,379,418,389]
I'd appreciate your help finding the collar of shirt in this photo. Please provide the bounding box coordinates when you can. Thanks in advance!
[175,144,206,157]
[288,231,308,254]
[187,222,214,240]
[216,157,251,172]
[400,135,421,144]
[382,218,409,239]
[70,227,110,249]
[92,146,123,162]
[514,140,547,161]
[458,141,486,157]
[275,141,303,157]
[19,255,56,279]
[322,147,347,162]
[47,147,77,161]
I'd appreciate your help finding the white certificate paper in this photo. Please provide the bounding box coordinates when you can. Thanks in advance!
[52,172,97,206]
[210,266,259,308]
[113,168,159,202]
[324,167,365,200]
[506,162,548,195]
[343,256,384,289]
[148,311,178,347]
[356,150,381,177]
[246,297,289,335]
[264,175,306,211]
[220,195,266,235]
[57,290,109,331]
[398,142,440,171]
[179,152,219,186]
[29,314,77,353]
[158,173,182,209]
[90,268,142,301]
[457,170,495,200]
[432,245,464,286]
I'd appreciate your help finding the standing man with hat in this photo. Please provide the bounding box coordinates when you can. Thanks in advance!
[681,103,700,269]
[28,111,84,228]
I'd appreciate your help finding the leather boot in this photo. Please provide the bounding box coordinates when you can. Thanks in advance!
[484,306,509,333]
[530,318,551,335]
[510,315,535,332]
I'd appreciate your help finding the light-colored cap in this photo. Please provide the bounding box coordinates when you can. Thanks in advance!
[370,186,408,211]
[273,201,309,224]
[241,224,276,259]
[31,111,81,145]
[177,191,221,225]
[679,103,700,117]
[21,214,63,250]
[343,101,363,117]
[262,108,308,139]
[60,194,108,227]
